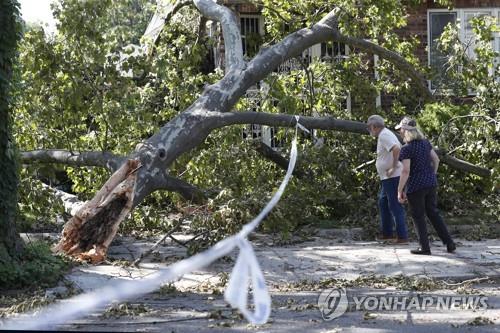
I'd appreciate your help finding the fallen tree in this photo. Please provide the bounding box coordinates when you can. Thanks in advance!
[19,0,491,262]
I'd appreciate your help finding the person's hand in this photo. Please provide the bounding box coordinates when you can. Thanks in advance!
[398,191,407,204]
[386,167,394,177]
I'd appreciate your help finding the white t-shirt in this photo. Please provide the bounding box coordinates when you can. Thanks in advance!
[376,128,402,180]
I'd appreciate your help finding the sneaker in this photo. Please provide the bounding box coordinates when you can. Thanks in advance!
[446,242,456,253]
[393,238,409,244]
[410,248,431,255]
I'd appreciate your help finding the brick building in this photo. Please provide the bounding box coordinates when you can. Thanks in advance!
[220,0,499,92]
[214,1,499,146]
[400,1,500,91]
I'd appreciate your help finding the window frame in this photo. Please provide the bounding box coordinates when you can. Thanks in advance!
[427,7,500,93]
[240,14,265,58]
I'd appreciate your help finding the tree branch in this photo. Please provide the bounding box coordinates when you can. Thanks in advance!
[20,150,126,171]
[435,150,492,178]
[227,6,432,102]
[163,175,207,204]
[335,35,433,102]
[214,111,369,134]
[238,8,341,91]
[211,111,491,177]
[193,0,244,71]
[39,182,85,216]
[254,141,305,178]
[132,4,482,205]
[133,170,207,205]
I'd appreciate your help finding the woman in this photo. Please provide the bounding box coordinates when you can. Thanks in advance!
[396,117,456,255]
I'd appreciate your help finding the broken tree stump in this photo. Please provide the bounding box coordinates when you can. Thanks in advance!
[53,159,140,263]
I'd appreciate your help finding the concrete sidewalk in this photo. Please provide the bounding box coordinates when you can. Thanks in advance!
[97,233,500,284]
[7,232,500,332]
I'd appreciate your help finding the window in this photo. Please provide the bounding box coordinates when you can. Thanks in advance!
[240,16,263,57]
[316,41,351,112]
[320,41,348,62]
[242,124,263,140]
[276,41,349,73]
[268,127,284,149]
[240,93,285,149]
[242,123,284,149]
[428,11,457,90]
[428,8,500,91]
[464,11,492,59]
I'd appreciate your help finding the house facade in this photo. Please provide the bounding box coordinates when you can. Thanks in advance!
[215,1,499,146]
[399,1,500,90]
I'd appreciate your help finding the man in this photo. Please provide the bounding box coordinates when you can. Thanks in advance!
[367,115,408,243]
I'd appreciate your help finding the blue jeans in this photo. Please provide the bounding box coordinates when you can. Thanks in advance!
[379,176,408,239]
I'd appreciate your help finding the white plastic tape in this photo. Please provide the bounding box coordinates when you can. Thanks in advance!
[1,117,304,330]
[224,238,271,324]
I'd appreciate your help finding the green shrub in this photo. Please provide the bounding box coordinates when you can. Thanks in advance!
[0,241,70,290]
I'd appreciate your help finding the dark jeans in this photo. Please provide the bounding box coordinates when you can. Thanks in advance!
[379,176,408,239]
[407,186,453,251]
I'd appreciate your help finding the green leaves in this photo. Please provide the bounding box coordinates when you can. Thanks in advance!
[12,0,217,225]
[10,0,499,239]
[0,241,70,290]
[1,0,23,258]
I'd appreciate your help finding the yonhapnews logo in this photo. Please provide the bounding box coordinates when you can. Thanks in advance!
[317,288,488,320]
[317,288,349,320]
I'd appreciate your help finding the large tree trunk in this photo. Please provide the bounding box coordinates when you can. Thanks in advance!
[0,0,24,262]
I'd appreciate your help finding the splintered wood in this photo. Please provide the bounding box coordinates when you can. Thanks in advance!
[53,159,140,263]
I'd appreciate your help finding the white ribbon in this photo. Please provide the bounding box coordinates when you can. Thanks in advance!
[224,116,300,324]
[224,238,270,324]
[1,117,304,330]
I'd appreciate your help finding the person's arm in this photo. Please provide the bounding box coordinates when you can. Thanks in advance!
[387,144,401,177]
[398,159,410,203]
[430,149,440,174]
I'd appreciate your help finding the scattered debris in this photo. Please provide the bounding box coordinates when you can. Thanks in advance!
[363,312,377,320]
[466,316,495,326]
[101,302,151,318]
[273,274,494,293]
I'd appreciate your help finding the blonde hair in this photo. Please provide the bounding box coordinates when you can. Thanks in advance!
[402,127,426,142]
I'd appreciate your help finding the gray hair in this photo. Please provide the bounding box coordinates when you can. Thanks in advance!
[367,115,385,128]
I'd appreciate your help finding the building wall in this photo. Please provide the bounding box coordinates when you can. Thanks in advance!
[397,0,500,67]
[443,0,500,7]
[223,1,260,14]
[221,1,499,111]
[382,0,500,109]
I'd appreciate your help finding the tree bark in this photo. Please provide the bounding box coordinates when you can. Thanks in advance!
[0,0,23,262]
[20,149,126,171]
[435,150,492,178]
[254,141,306,178]
[40,182,86,216]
